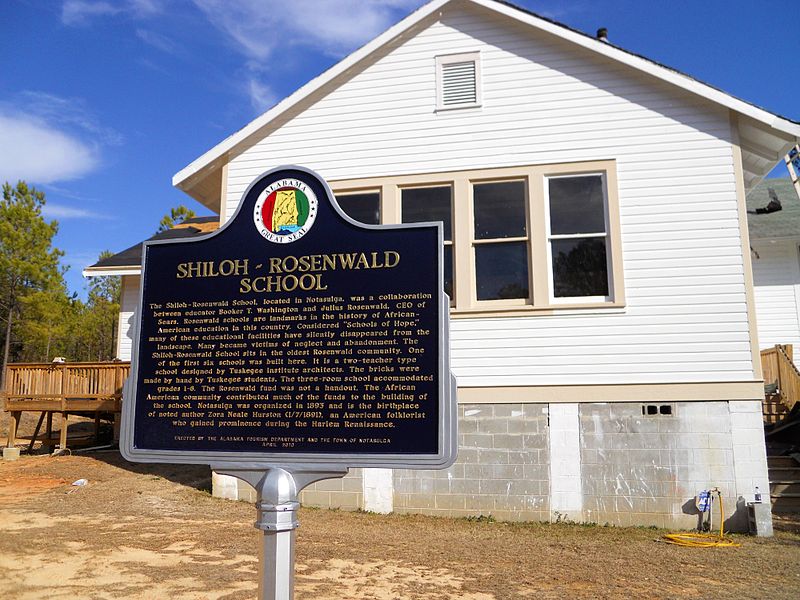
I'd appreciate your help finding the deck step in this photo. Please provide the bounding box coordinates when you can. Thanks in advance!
[767,456,800,512]
[768,467,800,480]
[771,494,800,513]
[767,456,800,468]
[770,481,800,495]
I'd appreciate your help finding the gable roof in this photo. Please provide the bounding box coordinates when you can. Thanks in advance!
[747,178,800,241]
[82,216,219,277]
[174,0,800,208]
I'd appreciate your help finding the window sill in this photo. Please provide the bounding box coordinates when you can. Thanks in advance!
[435,103,482,113]
[450,302,626,319]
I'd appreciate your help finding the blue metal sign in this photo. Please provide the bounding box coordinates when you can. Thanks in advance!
[121,166,457,469]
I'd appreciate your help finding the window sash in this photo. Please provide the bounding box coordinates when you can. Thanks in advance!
[335,190,381,225]
[545,173,612,303]
[400,185,455,303]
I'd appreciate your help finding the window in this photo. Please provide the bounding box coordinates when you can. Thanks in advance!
[546,174,610,301]
[473,181,529,301]
[335,191,380,225]
[330,160,622,316]
[436,52,481,110]
[401,186,454,300]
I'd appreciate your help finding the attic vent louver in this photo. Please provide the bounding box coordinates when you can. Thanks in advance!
[442,61,476,105]
[436,52,481,110]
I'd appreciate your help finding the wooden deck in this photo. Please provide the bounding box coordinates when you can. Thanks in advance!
[761,344,800,423]
[2,362,130,451]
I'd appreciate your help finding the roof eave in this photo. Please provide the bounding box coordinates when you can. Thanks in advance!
[173,0,800,199]
[83,266,142,278]
[172,0,451,200]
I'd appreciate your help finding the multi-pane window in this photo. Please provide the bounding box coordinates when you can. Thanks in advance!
[336,191,381,225]
[473,181,529,301]
[546,174,609,300]
[401,186,454,300]
[331,161,621,313]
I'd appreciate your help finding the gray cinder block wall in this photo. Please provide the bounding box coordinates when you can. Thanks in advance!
[213,399,771,532]
[393,403,550,521]
[581,402,736,529]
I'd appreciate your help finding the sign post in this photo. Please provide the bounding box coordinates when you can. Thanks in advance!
[121,166,457,599]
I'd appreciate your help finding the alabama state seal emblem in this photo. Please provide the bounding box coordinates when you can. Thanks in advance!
[253,178,318,243]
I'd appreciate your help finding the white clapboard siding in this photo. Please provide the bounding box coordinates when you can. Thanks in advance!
[752,241,800,349]
[224,4,752,387]
[116,275,140,361]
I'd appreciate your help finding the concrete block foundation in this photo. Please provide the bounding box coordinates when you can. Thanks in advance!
[211,399,772,533]
[3,447,20,461]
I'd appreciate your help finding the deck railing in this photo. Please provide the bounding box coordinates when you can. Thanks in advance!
[2,361,130,450]
[761,344,800,416]
[2,362,130,412]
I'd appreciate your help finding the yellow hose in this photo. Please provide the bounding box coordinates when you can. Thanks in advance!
[662,491,741,548]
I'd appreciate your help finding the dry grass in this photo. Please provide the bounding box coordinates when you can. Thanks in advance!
[0,449,798,600]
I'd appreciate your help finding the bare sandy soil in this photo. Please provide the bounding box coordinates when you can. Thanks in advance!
[1,412,800,599]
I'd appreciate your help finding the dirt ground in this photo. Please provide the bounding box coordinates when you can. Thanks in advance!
[2,413,800,599]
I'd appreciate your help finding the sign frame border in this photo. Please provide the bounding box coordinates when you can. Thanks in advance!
[120,165,458,470]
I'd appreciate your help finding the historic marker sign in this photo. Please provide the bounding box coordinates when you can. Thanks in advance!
[121,166,457,469]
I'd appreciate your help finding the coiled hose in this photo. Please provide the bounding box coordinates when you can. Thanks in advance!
[663,490,741,547]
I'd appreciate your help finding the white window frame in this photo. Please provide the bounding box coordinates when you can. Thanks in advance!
[471,177,531,307]
[329,161,624,317]
[544,172,612,305]
[435,51,482,111]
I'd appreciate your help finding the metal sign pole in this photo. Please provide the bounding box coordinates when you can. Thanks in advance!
[215,466,348,600]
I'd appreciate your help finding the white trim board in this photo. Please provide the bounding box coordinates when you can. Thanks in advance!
[173,0,799,200]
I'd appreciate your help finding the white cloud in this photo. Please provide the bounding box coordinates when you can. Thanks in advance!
[191,0,425,60]
[61,0,162,25]
[0,92,118,185]
[62,1,121,25]
[0,113,98,185]
[16,91,123,146]
[248,79,278,112]
[128,0,163,15]
[136,28,180,55]
[42,204,110,220]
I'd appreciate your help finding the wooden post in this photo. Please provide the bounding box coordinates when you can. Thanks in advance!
[59,412,69,450]
[28,412,46,453]
[7,411,21,447]
[60,364,67,412]
[94,412,101,443]
[45,412,53,452]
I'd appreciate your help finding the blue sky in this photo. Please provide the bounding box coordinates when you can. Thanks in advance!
[2,0,798,297]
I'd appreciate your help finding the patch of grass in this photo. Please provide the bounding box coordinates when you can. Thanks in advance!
[462,514,496,523]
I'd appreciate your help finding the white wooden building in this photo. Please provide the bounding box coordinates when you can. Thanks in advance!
[748,178,800,349]
[88,0,800,530]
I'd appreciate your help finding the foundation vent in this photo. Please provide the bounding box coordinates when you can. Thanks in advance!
[642,404,674,416]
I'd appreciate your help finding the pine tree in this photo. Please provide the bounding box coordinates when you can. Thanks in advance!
[0,181,63,386]
[157,205,196,232]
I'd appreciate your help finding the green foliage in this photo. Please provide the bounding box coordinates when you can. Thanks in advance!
[16,284,75,362]
[0,181,64,378]
[0,183,124,372]
[82,251,121,360]
[158,205,196,233]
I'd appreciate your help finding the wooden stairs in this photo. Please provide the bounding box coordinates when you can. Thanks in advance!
[761,344,800,423]
[768,455,800,513]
